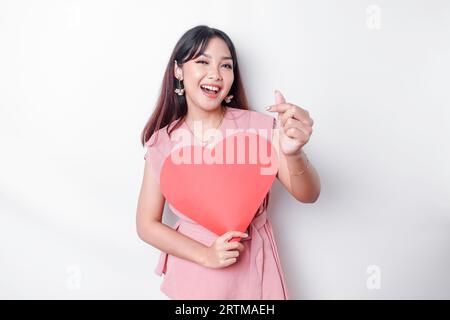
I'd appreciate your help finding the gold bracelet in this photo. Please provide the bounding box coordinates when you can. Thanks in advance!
[288,153,310,176]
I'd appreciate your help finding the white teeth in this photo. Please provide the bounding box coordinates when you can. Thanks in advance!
[201,85,220,92]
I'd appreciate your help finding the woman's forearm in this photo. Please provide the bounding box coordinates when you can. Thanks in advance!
[138,221,208,267]
[285,149,321,203]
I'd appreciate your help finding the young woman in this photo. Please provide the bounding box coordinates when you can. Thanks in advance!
[136,25,321,300]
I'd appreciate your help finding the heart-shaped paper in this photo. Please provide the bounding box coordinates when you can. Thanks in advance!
[160,131,278,242]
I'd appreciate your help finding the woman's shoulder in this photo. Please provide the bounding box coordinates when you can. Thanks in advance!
[143,121,180,165]
[145,123,175,150]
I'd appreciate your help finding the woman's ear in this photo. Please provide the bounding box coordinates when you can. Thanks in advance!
[174,60,183,80]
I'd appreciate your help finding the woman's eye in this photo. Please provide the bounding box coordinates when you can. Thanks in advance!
[196,60,233,69]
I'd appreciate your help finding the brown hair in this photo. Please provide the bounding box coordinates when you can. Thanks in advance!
[140,24,270,216]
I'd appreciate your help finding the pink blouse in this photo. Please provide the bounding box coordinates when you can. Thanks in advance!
[144,106,290,300]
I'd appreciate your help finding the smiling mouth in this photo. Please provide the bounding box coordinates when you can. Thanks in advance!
[200,86,221,97]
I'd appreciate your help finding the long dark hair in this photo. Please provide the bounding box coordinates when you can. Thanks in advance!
[141,25,270,216]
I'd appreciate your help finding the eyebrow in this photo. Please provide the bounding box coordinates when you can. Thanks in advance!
[200,53,233,61]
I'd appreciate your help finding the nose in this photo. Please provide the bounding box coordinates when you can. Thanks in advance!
[207,64,222,81]
[207,73,222,81]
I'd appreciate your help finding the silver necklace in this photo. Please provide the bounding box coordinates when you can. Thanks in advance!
[184,107,226,147]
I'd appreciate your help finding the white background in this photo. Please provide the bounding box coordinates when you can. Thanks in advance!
[1,0,449,299]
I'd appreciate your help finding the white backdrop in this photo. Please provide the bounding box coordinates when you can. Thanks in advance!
[1,0,449,299]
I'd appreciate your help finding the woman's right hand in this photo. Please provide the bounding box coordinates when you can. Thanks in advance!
[201,231,248,269]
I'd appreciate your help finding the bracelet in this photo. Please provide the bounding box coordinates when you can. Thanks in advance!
[288,153,310,176]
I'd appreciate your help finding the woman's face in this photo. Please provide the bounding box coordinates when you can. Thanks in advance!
[174,37,234,112]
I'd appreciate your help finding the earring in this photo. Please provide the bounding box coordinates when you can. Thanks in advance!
[224,95,233,103]
[174,77,185,96]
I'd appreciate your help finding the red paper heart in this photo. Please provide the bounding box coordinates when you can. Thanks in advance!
[160,131,278,242]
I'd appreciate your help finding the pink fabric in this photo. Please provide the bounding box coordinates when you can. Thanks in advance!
[144,106,290,300]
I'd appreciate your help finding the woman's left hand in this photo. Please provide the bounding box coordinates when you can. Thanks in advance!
[266,90,314,156]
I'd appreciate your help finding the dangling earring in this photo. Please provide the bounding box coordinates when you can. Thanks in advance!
[174,77,185,96]
[224,94,233,103]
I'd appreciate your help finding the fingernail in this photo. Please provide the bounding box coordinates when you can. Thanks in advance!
[265,106,271,111]
[243,233,248,237]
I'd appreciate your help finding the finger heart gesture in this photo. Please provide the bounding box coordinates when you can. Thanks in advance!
[266,90,314,156]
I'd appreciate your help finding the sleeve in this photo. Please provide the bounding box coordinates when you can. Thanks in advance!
[143,131,164,184]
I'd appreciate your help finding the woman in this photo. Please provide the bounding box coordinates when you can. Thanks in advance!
[136,25,320,300]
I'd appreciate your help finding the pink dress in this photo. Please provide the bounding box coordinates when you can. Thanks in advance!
[144,106,290,300]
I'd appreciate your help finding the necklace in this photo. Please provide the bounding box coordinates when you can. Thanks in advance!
[184,107,226,147]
